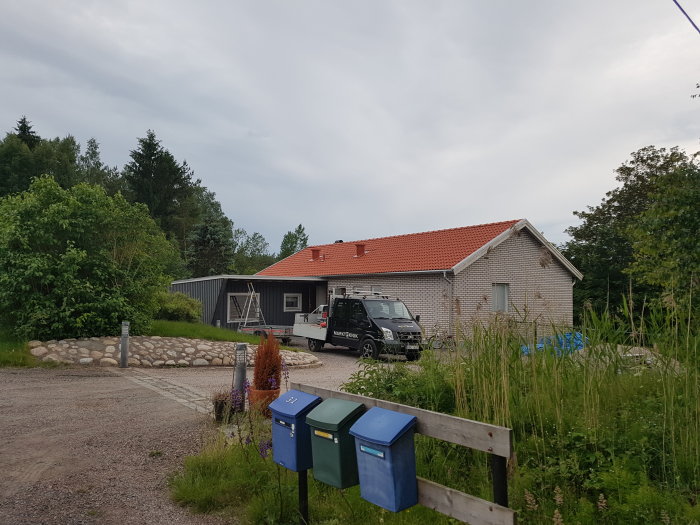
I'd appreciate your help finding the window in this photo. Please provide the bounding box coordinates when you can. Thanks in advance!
[492,284,509,312]
[284,293,302,312]
[228,293,260,322]
[371,285,382,294]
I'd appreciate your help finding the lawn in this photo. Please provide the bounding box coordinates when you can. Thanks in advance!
[0,328,35,367]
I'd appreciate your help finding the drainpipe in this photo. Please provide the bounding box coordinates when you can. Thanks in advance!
[442,271,454,337]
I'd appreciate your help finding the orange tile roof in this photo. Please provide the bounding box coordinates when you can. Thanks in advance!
[257,219,522,277]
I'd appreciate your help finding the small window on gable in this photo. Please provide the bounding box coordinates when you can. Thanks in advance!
[371,285,382,294]
[284,293,302,312]
[492,284,509,312]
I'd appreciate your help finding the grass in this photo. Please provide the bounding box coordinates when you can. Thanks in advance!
[169,305,699,524]
[0,328,36,367]
[147,320,297,350]
[170,411,456,525]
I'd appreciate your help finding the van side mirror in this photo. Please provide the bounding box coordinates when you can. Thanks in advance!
[415,315,420,323]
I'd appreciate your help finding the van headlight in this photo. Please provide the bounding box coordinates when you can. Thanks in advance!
[381,327,394,340]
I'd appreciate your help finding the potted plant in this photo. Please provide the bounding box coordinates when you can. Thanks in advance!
[249,333,282,414]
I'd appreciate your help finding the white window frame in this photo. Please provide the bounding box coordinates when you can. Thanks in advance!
[492,283,509,313]
[371,285,382,294]
[228,293,260,323]
[283,293,303,312]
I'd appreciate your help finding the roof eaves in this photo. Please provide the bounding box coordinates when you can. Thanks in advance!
[450,221,522,275]
[320,269,449,278]
[518,220,583,280]
[172,274,327,285]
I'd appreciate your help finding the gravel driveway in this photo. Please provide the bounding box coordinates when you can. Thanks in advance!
[0,347,361,525]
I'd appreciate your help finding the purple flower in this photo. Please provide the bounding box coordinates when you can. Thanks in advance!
[268,377,278,389]
[258,439,272,459]
[230,389,244,412]
[244,436,252,445]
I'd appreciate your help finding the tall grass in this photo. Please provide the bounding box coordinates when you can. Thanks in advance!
[0,328,35,367]
[343,305,700,523]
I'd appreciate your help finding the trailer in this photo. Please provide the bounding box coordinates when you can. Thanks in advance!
[239,324,294,345]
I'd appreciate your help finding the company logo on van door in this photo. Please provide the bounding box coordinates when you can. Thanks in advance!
[333,331,359,339]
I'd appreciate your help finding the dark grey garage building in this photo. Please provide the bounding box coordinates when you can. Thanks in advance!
[170,275,327,330]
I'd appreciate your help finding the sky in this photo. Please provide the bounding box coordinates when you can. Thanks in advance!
[1,1,699,252]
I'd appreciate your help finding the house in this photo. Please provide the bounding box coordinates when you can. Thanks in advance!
[170,275,327,330]
[256,219,582,337]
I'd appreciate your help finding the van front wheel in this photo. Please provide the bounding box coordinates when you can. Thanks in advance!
[359,339,379,360]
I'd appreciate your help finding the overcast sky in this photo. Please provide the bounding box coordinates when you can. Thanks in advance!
[2,1,699,251]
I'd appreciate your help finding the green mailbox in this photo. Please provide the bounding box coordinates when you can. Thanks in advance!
[306,398,365,488]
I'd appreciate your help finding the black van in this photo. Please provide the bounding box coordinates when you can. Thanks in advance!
[324,295,423,360]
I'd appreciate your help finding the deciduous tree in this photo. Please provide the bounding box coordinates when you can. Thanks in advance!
[278,224,309,260]
[0,176,179,339]
[562,146,695,317]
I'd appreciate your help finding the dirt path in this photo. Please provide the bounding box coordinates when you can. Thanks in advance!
[0,348,361,524]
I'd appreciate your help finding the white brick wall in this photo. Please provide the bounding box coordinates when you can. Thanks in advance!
[327,229,574,337]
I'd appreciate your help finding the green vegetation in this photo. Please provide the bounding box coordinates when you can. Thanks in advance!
[171,406,453,525]
[562,145,699,320]
[0,329,34,367]
[147,320,278,346]
[344,309,699,524]
[154,292,203,323]
[0,177,178,339]
[171,307,698,524]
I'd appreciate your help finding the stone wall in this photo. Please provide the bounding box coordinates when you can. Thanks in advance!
[27,336,319,368]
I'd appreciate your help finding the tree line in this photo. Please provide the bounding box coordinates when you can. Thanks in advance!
[1,116,696,339]
[561,145,699,322]
[0,117,309,278]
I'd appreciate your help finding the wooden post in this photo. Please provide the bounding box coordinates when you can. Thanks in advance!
[491,454,509,507]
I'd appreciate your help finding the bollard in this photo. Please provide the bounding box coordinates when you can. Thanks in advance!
[120,321,130,368]
[231,343,247,411]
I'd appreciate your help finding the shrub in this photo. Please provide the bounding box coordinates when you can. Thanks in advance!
[154,291,202,322]
[0,176,179,339]
[253,334,282,390]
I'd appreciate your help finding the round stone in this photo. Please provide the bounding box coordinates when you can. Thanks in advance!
[79,357,94,365]
[192,358,209,366]
[30,347,48,357]
[99,358,118,367]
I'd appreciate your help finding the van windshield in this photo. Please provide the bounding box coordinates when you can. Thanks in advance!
[364,300,413,320]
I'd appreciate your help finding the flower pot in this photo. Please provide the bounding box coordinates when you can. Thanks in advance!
[248,388,281,416]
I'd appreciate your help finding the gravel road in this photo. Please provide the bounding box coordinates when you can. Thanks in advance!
[0,347,361,525]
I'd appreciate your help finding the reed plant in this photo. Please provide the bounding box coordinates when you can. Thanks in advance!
[343,303,700,523]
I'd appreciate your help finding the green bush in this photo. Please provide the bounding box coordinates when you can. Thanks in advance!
[0,176,179,339]
[154,292,202,322]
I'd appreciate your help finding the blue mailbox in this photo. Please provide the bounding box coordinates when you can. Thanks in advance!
[349,406,418,512]
[269,389,322,472]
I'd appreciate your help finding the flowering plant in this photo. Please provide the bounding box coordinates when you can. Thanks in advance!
[252,333,282,390]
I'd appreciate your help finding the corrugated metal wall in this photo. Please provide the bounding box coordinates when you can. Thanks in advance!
[171,278,327,329]
[221,280,318,327]
[170,278,225,324]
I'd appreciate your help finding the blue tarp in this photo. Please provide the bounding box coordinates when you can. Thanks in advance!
[520,332,588,356]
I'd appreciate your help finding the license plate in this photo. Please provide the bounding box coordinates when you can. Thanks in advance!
[406,344,419,350]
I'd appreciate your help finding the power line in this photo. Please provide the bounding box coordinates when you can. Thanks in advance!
[672,0,700,36]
